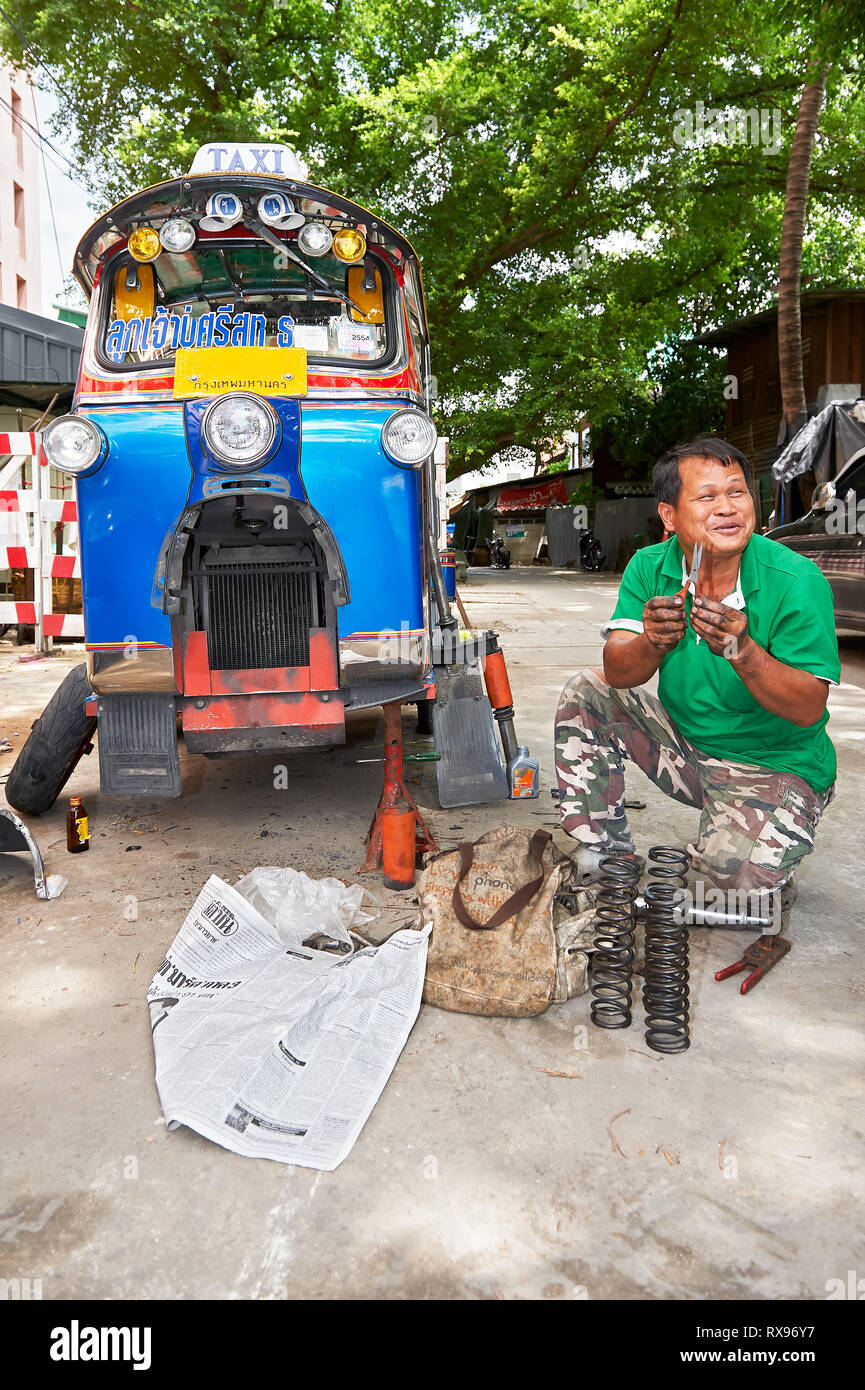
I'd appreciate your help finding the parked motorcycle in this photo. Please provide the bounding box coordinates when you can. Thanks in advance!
[578,527,605,571]
[489,536,511,569]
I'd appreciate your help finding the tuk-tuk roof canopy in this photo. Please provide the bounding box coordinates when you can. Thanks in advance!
[73,173,426,316]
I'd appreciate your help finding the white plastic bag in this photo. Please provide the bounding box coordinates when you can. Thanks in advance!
[232,866,378,951]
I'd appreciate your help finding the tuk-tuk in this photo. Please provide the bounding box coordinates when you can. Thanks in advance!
[5,143,534,817]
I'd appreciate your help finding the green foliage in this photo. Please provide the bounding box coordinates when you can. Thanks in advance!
[594,339,729,479]
[566,478,606,510]
[3,0,865,478]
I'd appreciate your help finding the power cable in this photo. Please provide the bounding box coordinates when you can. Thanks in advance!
[0,2,83,116]
[0,92,88,189]
[0,88,83,180]
[32,94,69,304]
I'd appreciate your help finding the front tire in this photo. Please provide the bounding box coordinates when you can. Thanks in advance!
[5,664,96,815]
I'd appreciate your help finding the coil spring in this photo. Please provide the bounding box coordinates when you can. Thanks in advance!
[590,855,640,1030]
[643,846,690,1054]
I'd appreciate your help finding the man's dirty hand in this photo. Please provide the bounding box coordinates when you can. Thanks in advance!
[690,595,751,661]
[643,595,687,652]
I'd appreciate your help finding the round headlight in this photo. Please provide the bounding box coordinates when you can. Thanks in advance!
[297,222,333,258]
[202,394,277,468]
[381,410,437,468]
[159,218,196,253]
[41,415,106,475]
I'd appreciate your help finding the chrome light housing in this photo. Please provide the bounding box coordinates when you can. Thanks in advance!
[202,394,278,468]
[159,217,196,253]
[381,410,437,469]
[297,221,333,258]
[41,414,107,475]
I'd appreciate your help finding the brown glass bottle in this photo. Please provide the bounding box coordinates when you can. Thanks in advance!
[66,796,90,853]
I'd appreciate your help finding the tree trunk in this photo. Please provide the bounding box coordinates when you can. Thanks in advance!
[777,65,830,437]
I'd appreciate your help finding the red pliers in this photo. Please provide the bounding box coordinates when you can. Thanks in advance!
[715,934,791,995]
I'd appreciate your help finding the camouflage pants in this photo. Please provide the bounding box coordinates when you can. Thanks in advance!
[554,668,834,891]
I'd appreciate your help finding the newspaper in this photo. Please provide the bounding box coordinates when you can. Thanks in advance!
[147,875,430,1170]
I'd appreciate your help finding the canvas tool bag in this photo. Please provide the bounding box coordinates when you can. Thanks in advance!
[417,827,595,1017]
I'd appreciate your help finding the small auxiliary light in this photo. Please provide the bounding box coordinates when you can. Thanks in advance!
[332,227,367,263]
[159,218,196,253]
[128,226,161,262]
[297,222,333,258]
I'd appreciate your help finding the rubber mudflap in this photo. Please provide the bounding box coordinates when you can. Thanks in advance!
[97,694,182,797]
[432,662,508,808]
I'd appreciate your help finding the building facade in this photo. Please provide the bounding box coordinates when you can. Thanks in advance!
[0,66,43,315]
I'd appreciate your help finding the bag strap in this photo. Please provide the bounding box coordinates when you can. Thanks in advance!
[451,830,552,931]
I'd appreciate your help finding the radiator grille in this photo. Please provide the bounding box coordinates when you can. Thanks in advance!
[200,558,318,670]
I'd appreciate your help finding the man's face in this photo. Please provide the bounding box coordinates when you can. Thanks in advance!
[658,456,755,558]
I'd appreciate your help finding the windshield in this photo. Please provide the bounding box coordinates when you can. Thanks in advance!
[99,240,393,371]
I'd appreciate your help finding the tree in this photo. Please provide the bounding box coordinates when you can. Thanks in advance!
[778,67,829,437]
[776,0,865,439]
[3,1,865,479]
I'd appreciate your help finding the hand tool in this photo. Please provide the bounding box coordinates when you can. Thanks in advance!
[677,540,703,600]
[715,934,791,994]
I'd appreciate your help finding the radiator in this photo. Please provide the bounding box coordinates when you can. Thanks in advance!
[198,546,320,671]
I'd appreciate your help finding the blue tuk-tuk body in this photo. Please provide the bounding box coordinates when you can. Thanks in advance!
[6,143,523,812]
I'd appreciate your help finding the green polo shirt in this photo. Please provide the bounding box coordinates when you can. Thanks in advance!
[606,534,840,793]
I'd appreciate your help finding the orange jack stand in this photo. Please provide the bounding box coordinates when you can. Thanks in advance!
[362,701,438,871]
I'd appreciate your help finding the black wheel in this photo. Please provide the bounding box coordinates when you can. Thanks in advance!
[415,699,434,737]
[5,664,96,815]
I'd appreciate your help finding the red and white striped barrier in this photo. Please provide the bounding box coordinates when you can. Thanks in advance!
[0,493,77,522]
[0,604,82,637]
[0,547,81,578]
[0,434,83,646]
[0,432,38,456]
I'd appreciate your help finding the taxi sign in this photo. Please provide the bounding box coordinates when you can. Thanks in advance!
[188,143,307,178]
[173,346,308,399]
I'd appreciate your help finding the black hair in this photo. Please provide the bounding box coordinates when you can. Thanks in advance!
[653,436,750,506]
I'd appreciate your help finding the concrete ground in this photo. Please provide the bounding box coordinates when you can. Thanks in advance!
[1,568,863,1301]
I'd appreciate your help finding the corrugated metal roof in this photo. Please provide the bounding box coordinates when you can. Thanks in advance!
[0,303,83,387]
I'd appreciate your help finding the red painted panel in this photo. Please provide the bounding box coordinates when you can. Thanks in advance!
[210,665,309,695]
[309,628,339,690]
[182,631,212,696]
[181,692,344,732]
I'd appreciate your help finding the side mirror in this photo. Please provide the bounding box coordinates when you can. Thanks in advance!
[811,480,836,512]
[113,262,155,322]
[348,265,384,324]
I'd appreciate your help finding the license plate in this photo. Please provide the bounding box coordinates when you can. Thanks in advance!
[173,346,308,398]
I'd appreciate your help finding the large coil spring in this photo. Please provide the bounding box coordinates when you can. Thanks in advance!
[643,846,690,1054]
[591,855,640,1030]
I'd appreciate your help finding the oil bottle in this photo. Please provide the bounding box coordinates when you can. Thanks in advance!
[66,795,90,853]
[508,745,539,799]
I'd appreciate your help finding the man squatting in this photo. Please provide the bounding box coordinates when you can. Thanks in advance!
[554,437,839,927]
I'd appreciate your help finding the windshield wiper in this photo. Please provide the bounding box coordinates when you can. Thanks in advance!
[245,216,367,319]
[216,248,247,300]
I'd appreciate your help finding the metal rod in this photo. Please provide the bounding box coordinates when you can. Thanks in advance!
[424,453,456,629]
[633,895,774,928]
